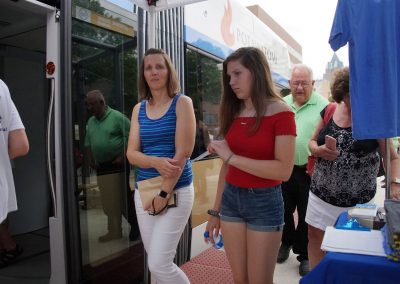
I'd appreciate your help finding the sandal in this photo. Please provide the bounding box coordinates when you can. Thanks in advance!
[0,244,23,268]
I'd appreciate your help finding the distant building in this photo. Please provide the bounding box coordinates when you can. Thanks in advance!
[315,53,344,99]
[246,4,302,97]
[324,53,344,80]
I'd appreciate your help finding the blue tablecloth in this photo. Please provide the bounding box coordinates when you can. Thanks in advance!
[300,212,400,284]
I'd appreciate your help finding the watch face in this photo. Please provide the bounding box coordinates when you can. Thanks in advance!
[159,190,168,198]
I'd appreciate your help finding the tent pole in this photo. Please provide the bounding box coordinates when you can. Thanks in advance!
[386,138,391,200]
[148,11,156,48]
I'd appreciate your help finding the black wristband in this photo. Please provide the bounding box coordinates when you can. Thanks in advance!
[159,190,169,198]
[225,153,234,165]
[207,209,220,217]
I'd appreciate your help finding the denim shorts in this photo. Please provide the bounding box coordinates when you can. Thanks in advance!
[220,182,284,232]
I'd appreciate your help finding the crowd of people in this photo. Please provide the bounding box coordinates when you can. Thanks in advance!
[202,47,400,283]
[124,46,399,283]
[2,45,400,283]
[206,48,400,283]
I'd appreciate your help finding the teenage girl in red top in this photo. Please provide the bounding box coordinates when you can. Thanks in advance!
[205,47,296,284]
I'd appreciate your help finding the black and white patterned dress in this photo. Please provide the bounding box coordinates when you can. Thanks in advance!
[310,117,380,207]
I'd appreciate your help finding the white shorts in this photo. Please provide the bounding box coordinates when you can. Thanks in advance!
[305,192,376,231]
[305,191,350,231]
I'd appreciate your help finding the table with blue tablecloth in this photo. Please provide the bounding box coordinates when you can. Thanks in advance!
[300,212,400,284]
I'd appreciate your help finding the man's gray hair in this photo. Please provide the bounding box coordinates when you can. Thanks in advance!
[290,64,314,81]
[86,89,105,103]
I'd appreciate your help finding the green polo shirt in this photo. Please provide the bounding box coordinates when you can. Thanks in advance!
[284,92,328,166]
[84,106,130,163]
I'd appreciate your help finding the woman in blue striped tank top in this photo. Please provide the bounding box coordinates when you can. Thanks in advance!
[127,48,196,283]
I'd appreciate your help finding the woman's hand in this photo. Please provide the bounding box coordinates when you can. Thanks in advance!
[208,140,233,163]
[316,145,339,161]
[144,195,169,214]
[204,216,221,245]
[154,157,182,178]
[390,183,400,200]
[112,155,124,167]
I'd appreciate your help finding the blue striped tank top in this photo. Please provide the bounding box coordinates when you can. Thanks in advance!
[136,94,193,190]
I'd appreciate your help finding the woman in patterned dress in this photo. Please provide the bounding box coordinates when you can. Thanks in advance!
[306,67,400,269]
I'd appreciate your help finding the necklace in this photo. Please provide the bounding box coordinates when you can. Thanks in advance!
[239,116,254,125]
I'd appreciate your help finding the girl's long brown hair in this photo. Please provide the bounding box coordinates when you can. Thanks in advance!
[219,47,282,136]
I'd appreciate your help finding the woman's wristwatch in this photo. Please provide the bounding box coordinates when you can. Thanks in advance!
[207,209,220,217]
[159,190,170,199]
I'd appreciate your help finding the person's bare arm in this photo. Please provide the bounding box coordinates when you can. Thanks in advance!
[204,162,227,243]
[309,118,338,161]
[126,103,156,167]
[145,96,196,212]
[159,95,196,193]
[85,148,96,169]
[8,129,29,159]
[378,139,400,200]
[126,103,180,177]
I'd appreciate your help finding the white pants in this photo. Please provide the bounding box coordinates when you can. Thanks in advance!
[135,184,194,284]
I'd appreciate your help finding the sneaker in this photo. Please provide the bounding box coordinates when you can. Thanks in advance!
[277,244,292,263]
[299,260,310,276]
[98,232,122,242]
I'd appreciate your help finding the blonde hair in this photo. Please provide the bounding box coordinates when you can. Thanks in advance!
[138,48,180,100]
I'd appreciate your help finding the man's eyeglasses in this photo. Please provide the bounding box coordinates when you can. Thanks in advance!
[290,81,311,88]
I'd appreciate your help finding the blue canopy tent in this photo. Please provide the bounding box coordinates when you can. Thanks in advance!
[329,0,400,198]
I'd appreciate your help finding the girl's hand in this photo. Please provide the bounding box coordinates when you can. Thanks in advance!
[390,183,400,200]
[112,156,124,167]
[204,216,221,245]
[208,140,233,163]
[155,157,182,178]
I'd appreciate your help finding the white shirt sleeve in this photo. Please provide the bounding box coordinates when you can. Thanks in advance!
[0,79,24,132]
[8,97,24,132]
[0,79,21,221]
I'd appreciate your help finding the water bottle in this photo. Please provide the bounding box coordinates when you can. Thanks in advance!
[204,231,224,249]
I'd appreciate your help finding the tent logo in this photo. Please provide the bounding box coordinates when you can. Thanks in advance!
[220,0,235,47]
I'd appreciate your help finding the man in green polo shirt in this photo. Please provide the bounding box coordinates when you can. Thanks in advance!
[279,65,328,276]
[85,90,139,242]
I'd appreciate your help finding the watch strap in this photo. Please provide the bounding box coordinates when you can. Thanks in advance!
[207,209,220,217]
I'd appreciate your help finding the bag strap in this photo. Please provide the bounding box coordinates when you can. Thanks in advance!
[150,198,169,216]
[323,103,337,126]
